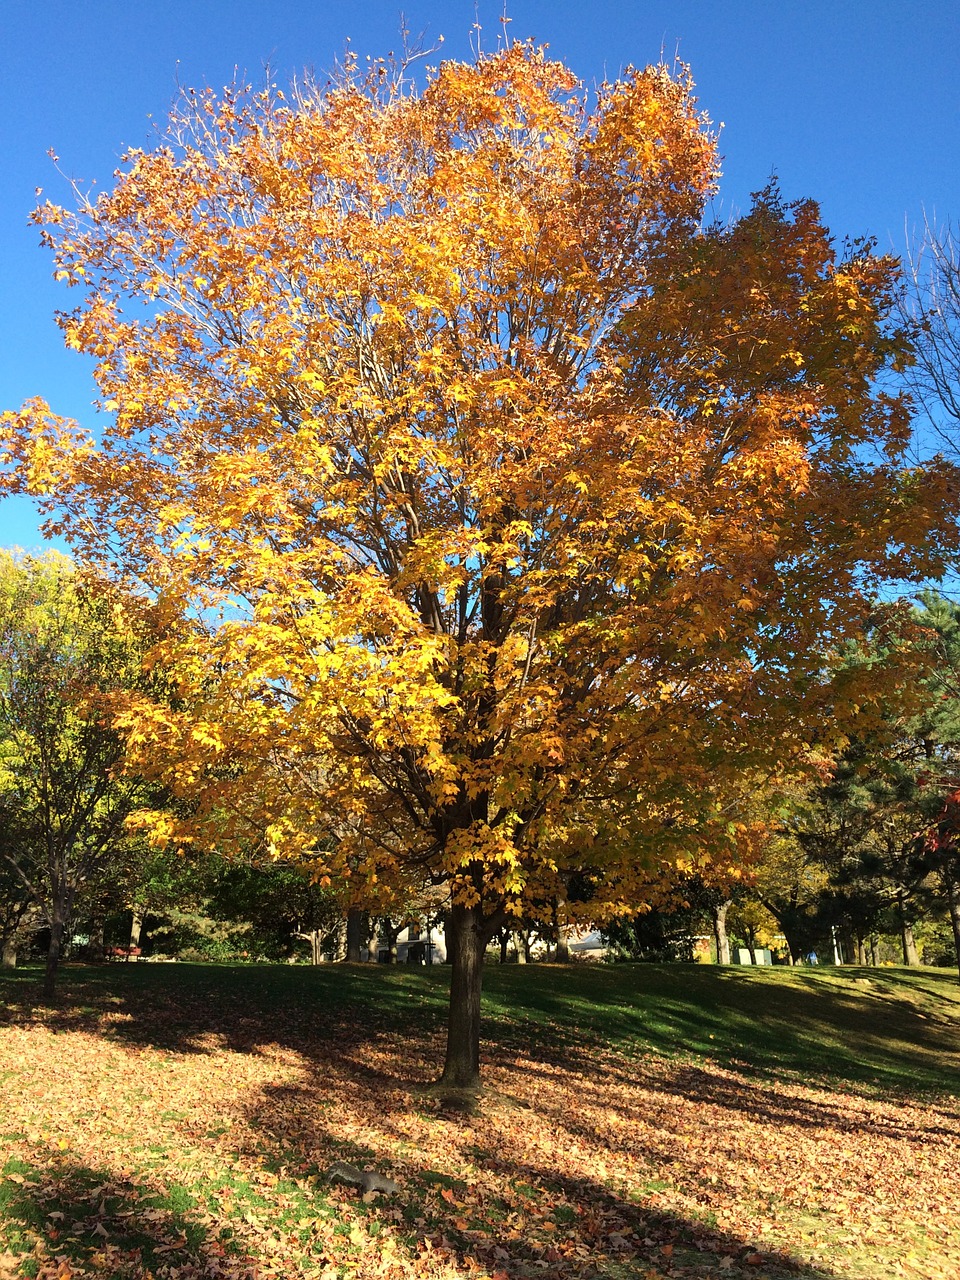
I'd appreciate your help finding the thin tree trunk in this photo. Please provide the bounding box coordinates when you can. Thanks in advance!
[870,935,880,967]
[855,934,866,965]
[44,915,66,999]
[514,931,527,964]
[129,909,144,951]
[713,901,731,965]
[86,917,106,963]
[439,904,486,1090]
[897,893,920,966]
[555,927,570,964]
[43,874,77,999]
[2,939,16,969]
[499,930,509,964]
[380,917,400,963]
[946,878,960,985]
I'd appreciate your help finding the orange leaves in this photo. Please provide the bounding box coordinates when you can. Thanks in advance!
[5,41,959,947]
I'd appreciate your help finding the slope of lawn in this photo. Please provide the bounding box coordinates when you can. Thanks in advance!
[1,960,958,1280]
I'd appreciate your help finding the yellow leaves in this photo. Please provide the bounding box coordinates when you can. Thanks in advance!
[5,40,953,939]
[298,370,327,394]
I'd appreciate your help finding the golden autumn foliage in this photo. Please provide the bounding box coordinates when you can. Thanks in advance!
[2,43,958,1080]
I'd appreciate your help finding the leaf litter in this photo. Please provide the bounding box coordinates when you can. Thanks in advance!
[0,975,958,1280]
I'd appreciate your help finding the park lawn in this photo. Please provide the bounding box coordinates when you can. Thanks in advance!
[0,963,958,1280]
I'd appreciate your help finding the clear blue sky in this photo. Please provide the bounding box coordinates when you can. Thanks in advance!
[2,0,958,551]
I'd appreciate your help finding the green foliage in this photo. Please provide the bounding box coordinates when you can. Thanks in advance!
[602,909,699,962]
[748,593,960,964]
[0,551,158,987]
[202,857,343,957]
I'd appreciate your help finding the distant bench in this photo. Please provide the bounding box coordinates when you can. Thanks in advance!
[106,946,142,962]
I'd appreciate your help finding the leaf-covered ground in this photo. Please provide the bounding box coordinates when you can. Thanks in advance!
[1,963,958,1280]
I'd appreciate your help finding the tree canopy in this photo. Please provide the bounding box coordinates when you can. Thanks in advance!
[2,44,957,1080]
[0,551,157,994]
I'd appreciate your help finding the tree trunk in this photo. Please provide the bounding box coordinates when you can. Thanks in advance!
[44,914,66,1000]
[499,930,509,964]
[2,939,16,969]
[129,909,144,951]
[946,878,960,985]
[43,877,78,1000]
[555,927,570,964]
[85,917,106,963]
[870,935,880,967]
[345,907,363,963]
[713,901,731,965]
[897,894,920,966]
[854,934,866,965]
[514,931,527,964]
[439,904,486,1090]
[379,917,400,963]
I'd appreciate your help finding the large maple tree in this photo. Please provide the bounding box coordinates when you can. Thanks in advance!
[2,44,957,1084]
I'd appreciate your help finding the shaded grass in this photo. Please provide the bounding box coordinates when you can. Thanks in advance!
[3,958,959,1097]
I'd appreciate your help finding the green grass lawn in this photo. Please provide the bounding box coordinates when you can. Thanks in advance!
[1,959,958,1280]
[5,957,957,1095]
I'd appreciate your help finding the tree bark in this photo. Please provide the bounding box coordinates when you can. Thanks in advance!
[129,909,144,951]
[869,935,880,967]
[946,877,960,985]
[2,939,16,969]
[514,931,527,963]
[377,917,402,963]
[712,901,731,965]
[345,907,363,963]
[43,876,78,1000]
[555,927,570,964]
[439,904,487,1089]
[44,915,66,999]
[897,893,921,967]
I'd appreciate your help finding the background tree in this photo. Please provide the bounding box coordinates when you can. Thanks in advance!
[902,221,960,455]
[757,594,960,968]
[3,46,958,1083]
[0,857,38,969]
[0,552,156,996]
[204,855,345,963]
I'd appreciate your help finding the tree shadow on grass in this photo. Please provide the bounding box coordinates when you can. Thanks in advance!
[4,965,950,1277]
[0,963,446,1058]
[501,1044,960,1145]
[479,963,960,1097]
[7,960,960,1098]
[0,1156,259,1279]
[239,1075,840,1280]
